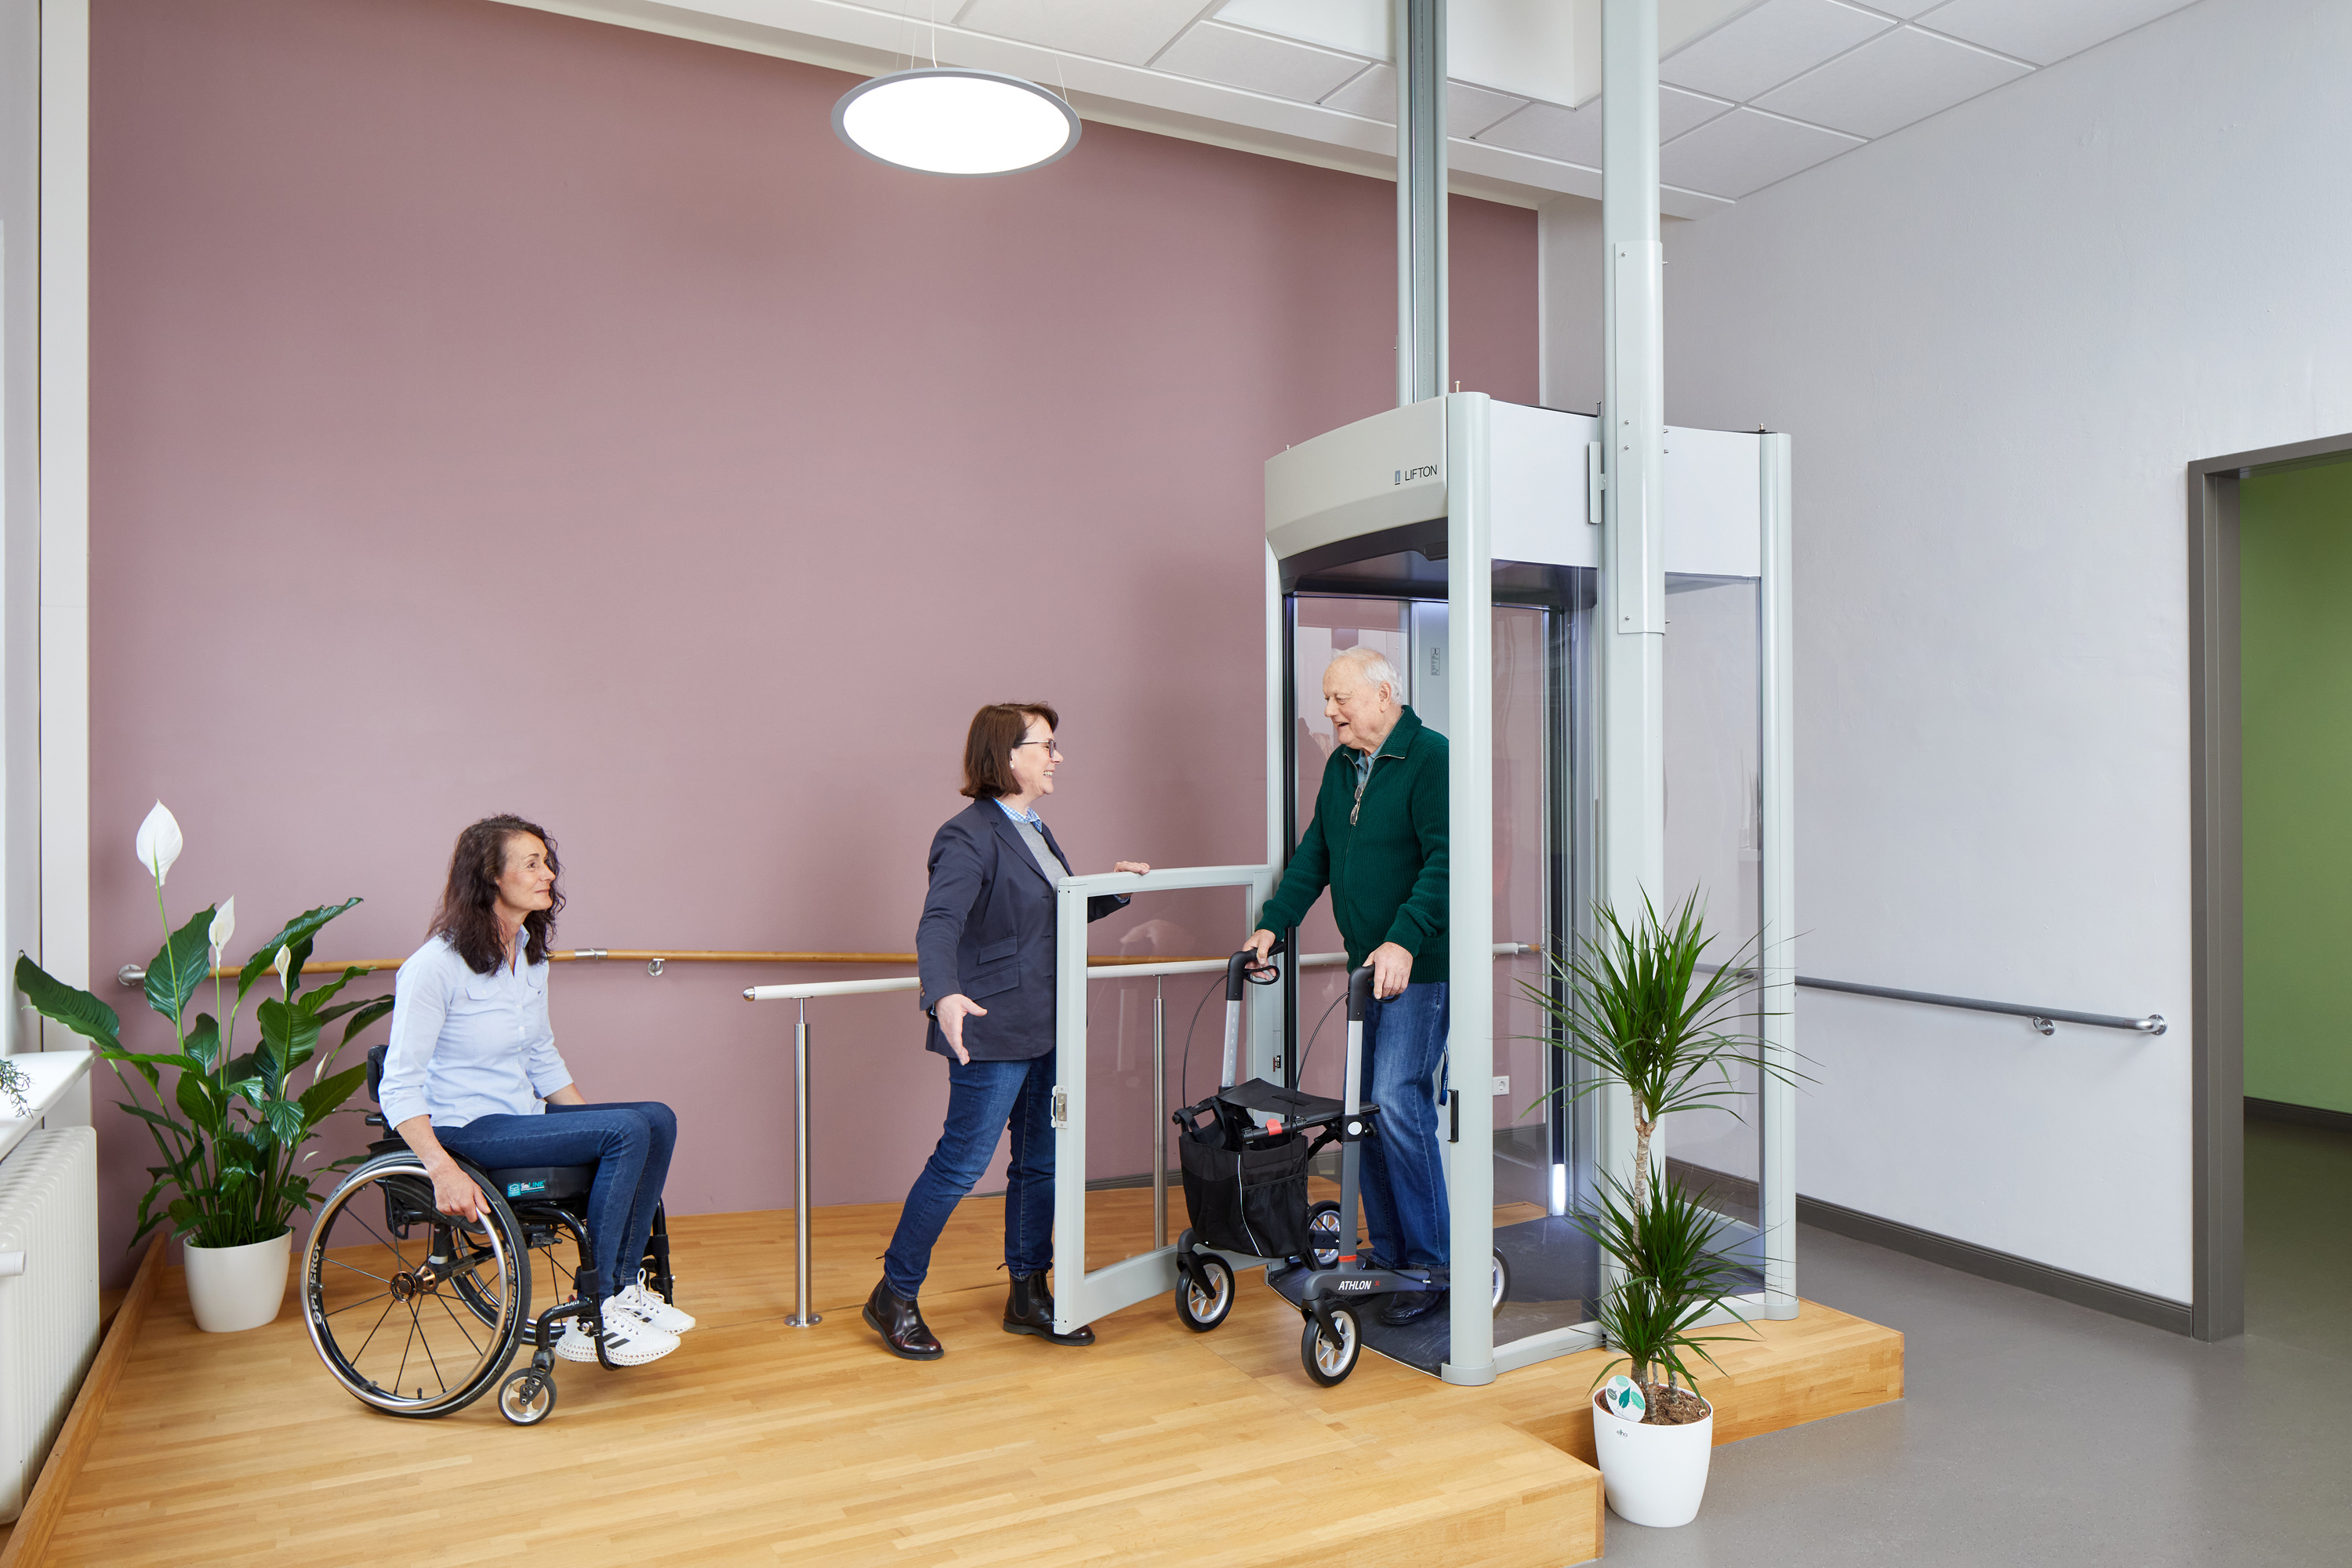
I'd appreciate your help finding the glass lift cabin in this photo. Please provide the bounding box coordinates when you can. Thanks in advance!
[1047,390,1795,1386]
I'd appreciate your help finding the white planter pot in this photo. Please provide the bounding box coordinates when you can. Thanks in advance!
[183,1229,292,1334]
[1591,1391,1715,1528]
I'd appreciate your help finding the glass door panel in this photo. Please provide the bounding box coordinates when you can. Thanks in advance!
[1657,573,1767,1275]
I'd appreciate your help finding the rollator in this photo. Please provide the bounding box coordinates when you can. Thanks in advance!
[1170,953,1506,1385]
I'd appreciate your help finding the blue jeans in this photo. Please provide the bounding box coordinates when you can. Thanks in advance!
[1361,982,1450,1270]
[882,1054,1055,1299]
[436,1101,676,1299]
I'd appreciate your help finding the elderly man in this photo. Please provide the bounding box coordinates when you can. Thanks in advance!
[1243,644,1450,1325]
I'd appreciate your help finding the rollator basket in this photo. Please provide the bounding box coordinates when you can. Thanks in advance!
[1174,1113,1315,1259]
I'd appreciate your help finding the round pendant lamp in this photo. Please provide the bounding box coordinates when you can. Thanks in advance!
[833,67,1081,177]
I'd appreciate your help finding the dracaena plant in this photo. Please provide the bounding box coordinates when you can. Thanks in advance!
[1570,1166,1758,1401]
[11,802,394,1250]
[1522,889,1801,1203]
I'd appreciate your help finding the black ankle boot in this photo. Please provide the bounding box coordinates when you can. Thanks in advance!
[1003,1269,1094,1346]
[863,1279,943,1360]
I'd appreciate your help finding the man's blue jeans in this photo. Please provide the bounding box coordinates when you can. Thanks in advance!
[883,1054,1055,1299]
[1361,981,1450,1270]
[435,1101,676,1299]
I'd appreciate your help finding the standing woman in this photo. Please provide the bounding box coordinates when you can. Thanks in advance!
[864,703,1149,1359]
[379,815,693,1367]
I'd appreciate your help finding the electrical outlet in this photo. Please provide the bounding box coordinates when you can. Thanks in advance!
[1491,1075,1509,1096]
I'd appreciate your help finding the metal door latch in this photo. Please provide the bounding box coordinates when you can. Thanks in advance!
[1051,1087,1069,1128]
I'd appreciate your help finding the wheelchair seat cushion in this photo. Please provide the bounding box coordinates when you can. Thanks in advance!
[485,1164,595,1203]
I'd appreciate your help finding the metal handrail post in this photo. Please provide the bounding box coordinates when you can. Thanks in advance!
[1152,977,1167,1249]
[786,999,820,1327]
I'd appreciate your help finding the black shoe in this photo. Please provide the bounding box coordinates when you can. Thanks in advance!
[1003,1269,1095,1346]
[1379,1288,1449,1327]
[863,1279,943,1359]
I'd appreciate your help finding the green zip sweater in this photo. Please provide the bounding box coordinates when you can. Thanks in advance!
[1256,705,1450,985]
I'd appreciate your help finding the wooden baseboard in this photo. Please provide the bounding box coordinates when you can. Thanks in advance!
[1796,1193,2193,1336]
[0,1234,167,1568]
[2245,1096,2352,1135]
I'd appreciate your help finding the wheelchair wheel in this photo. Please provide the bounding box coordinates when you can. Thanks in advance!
[1492,1249,1510,1313]
[1304,1201,1344,1270]
[1174,1254,1234,1332]
[303,1150,528,1417]
[455,1204,590,1351]
[498,1367,558,1426]
[1301,1308,1360,1386]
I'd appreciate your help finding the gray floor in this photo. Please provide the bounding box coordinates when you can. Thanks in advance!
[1597,1118,2352,1565]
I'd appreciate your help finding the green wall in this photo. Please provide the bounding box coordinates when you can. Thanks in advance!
[2241,459,2352,1113]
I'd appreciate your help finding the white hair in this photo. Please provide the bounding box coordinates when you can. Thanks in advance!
[1327,644,1402,702]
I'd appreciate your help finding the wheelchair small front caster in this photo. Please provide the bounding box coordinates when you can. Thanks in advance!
[498,1369,557,1426]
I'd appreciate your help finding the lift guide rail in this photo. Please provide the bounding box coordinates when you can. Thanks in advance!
[1051,864,1279,1338]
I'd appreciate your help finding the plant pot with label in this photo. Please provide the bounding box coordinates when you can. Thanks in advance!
[183,1228,293,1333]
[1591,1379,1715,1527]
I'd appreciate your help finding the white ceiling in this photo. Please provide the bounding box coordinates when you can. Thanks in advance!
[507,0,2205,213]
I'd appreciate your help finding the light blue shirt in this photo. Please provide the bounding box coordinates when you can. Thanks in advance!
[995,798,1044,829]
[379,934,572,1129]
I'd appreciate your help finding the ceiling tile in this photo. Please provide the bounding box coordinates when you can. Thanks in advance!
[1319,66,1530,138]
[954,0,1209,68]
[1155,20,1371,103]
[1755,24,2029,138]
[1912,0,2199,67]
[1850,0,1944,15]
[1213,0,1390,60]
[1657,106,1862,197]
[1661,0,1892,103]
[1474,84,1732,167]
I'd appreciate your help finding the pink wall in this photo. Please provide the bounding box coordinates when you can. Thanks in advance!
[86,0,1536,1282]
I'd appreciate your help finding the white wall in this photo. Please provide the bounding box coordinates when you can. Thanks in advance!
[1541,0,2352,1302]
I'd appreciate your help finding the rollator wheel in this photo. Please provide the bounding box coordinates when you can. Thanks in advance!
[1491,1250,1511,1314]
[498,1368,558,1426]
[303,1150,529,1418]
[1301,1308,1360,1386]
[1174,1254,1235,1332]
[1304,1202,1344,1270]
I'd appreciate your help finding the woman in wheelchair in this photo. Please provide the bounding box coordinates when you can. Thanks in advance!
[376,815,692,1367]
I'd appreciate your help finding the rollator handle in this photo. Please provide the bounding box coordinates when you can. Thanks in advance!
[1229,948,1281,999]
[1347,964,1376,1021]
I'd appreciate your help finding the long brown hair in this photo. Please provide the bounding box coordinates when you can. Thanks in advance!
[960,702,1058,800]
[428,815,564,975]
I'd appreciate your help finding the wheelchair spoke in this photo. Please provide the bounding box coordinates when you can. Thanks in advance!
[434,1290,486,1355]
[322,1254,396,1287]
[321,1289,394,1319]
[394,1308,419,1396]
[347,1294,401,1365]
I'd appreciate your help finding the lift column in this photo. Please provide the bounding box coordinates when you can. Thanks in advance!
[1599,0,1668,1196]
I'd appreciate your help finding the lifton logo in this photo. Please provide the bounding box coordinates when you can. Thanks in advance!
[1394,463,1439,486]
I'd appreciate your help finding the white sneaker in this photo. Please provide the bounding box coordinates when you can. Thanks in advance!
[615,1276,695,1334]
[556,1298,681,1366]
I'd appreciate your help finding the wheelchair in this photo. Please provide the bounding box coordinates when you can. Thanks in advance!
[299,1044,677,1426]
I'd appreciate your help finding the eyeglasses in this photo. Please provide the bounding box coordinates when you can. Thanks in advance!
[1012,739,1064,759]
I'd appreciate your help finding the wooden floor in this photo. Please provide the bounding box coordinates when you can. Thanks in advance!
[37,1192,1902,1566]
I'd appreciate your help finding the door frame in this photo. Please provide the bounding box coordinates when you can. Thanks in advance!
[2187,430,2352,1341]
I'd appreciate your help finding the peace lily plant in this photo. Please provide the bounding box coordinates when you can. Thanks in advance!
[13,803,392,1252]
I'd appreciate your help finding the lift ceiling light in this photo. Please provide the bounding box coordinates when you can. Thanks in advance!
[833,67,1080,176]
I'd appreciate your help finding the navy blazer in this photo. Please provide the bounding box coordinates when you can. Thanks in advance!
[915,799,1129,1062]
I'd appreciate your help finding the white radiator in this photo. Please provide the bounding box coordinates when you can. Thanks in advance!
[0,1127,100,1523]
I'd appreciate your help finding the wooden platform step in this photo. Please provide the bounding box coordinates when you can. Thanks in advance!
[36,1192,1901,1566]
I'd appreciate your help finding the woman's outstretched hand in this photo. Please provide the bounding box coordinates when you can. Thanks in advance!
[934,993,986,1065]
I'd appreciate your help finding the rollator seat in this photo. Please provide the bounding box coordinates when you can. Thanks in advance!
[1214,1078,1347,1126]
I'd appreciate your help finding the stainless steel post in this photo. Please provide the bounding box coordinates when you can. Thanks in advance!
[787,1000,820,1327]
[1152,978,1167,1249]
